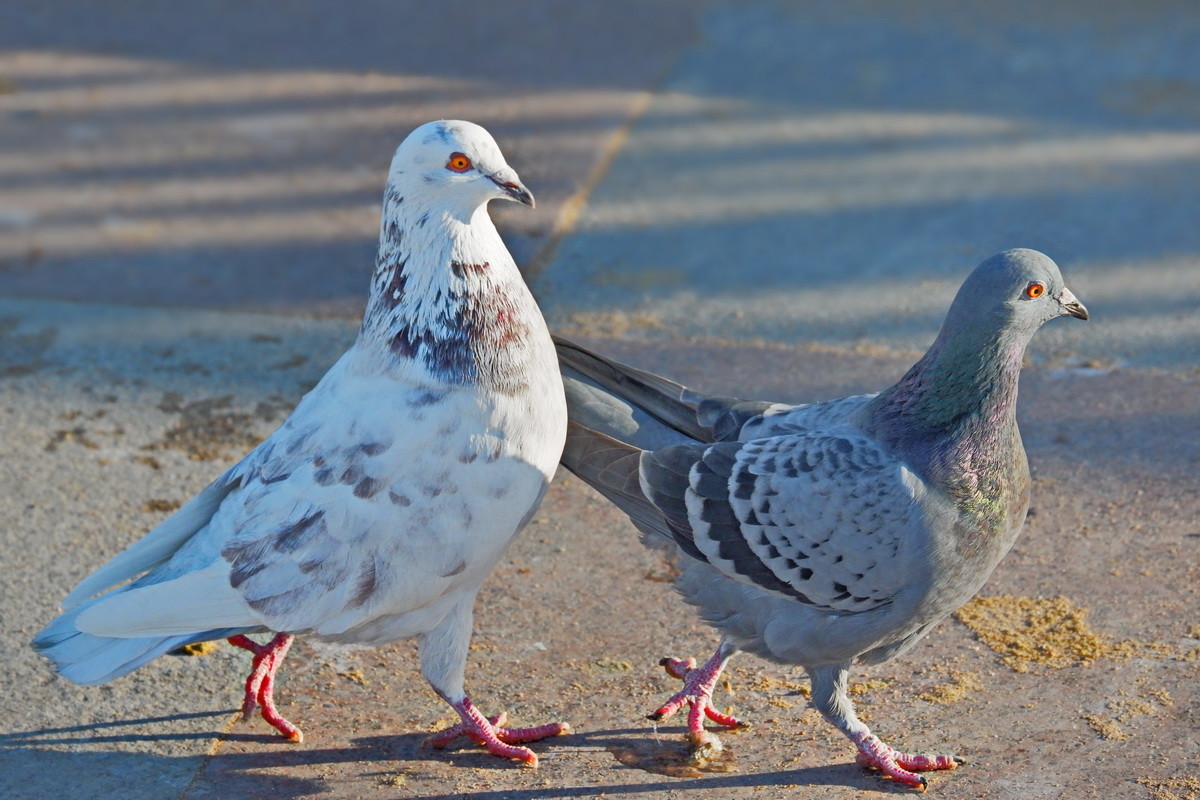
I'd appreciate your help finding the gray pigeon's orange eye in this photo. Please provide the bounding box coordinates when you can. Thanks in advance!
[446,153,473,173]
[1025,282,1046,299]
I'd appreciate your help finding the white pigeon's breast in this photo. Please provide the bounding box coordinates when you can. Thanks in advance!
[184,348,566,642]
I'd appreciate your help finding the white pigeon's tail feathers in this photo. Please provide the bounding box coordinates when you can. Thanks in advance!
[74,562,259,638]
[63,470,242,610]
[554,335,775,445]
[32,598,246,685]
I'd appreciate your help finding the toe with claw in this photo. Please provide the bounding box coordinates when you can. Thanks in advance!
[429,697,569,767]
[853,732,963,792]
[649,652,747,753]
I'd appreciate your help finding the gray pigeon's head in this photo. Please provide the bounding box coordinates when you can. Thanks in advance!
[387,120,535,213]
[945,248,1088,335]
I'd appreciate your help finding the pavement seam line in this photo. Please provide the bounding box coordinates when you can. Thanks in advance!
[175,709,241,800]
[524,89,654,279]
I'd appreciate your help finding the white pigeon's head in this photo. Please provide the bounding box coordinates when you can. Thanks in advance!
[387,120,534,214]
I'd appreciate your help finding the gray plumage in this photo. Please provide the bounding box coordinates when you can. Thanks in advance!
[558,248,1088,790]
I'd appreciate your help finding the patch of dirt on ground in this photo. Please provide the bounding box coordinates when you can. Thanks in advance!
[607,735,738,778]
[740,671,810,696]
[918,669,983,704]
[44,425,100,452]
[1084,687,1172,741]
[1084,714,1129,741]
[170,641,221,657]
[848,678,890,696]
[955,595,1175,672]
[1138,776,1200,800]
[144,393,272,461]
[44,419,126,453]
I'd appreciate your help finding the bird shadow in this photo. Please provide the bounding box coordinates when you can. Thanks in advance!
[200,725,915,798]
[0,715,917,799]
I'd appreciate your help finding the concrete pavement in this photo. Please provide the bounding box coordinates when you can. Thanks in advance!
[0,2,1197,799]
[533,0,1200,371]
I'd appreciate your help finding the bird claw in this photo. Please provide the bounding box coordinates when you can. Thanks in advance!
[650,653,746,750]
[429,698,569,767]
[853,733,960,792]
[660,656,697,681]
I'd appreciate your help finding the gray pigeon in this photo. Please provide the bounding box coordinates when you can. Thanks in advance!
[34,120,570,766]
[557,249,1088,791]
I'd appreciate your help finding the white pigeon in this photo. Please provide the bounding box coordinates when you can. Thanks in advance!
[34,120,570,766]
[557,250,1088,791]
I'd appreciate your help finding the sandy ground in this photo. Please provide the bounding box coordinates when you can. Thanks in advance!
[1,2,1197,799]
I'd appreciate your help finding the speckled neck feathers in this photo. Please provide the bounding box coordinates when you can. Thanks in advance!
[358,184,543,394]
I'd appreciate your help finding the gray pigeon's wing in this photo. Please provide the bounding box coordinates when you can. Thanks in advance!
[641,431,919,612]
[732,394,878,442]
[693,396,787,442]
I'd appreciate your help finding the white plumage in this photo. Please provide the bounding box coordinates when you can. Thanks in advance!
[35,120,569,765]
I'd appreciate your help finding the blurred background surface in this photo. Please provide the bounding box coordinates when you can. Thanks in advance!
[0,0,1196,367]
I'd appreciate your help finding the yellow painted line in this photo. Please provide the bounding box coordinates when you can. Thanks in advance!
[176,709,241,800]
[525,89,654,279]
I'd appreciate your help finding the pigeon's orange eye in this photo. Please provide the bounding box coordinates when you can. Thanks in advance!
[446,153,473,173]
[1025,282,1046,299]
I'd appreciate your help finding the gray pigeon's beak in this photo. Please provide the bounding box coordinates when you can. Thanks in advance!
[1058,287,1089,320]
[488,173,535,208]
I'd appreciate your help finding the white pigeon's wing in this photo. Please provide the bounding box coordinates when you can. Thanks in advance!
[73,371,547,639]
[640,431,921,612]
[60,353,359,612]
[62,461,251,610]
[67,399,345,637]
[74,562,259,635]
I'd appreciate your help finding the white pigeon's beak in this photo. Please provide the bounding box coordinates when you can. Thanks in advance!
[1057,286,1089,320]
[488,171,535,208]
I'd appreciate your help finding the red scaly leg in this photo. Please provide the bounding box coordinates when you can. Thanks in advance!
[426,696,570,767]
[227,633,303,743]
[853,732,963,793]
[649,640,746,750]
[808,663,962,793]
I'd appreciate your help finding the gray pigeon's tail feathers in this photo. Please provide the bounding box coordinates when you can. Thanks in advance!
[555,335,709,445]
[562,421,682,554]
[554,335,773,445]
[32,597,244,685]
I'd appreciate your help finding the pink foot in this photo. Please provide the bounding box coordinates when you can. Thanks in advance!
[853,732,963,792]
[427,697,570,767]
[650,653,746,749]
[227,633,303,743]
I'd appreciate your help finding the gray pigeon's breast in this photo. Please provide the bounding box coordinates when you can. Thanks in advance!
[889,478,1030,648]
